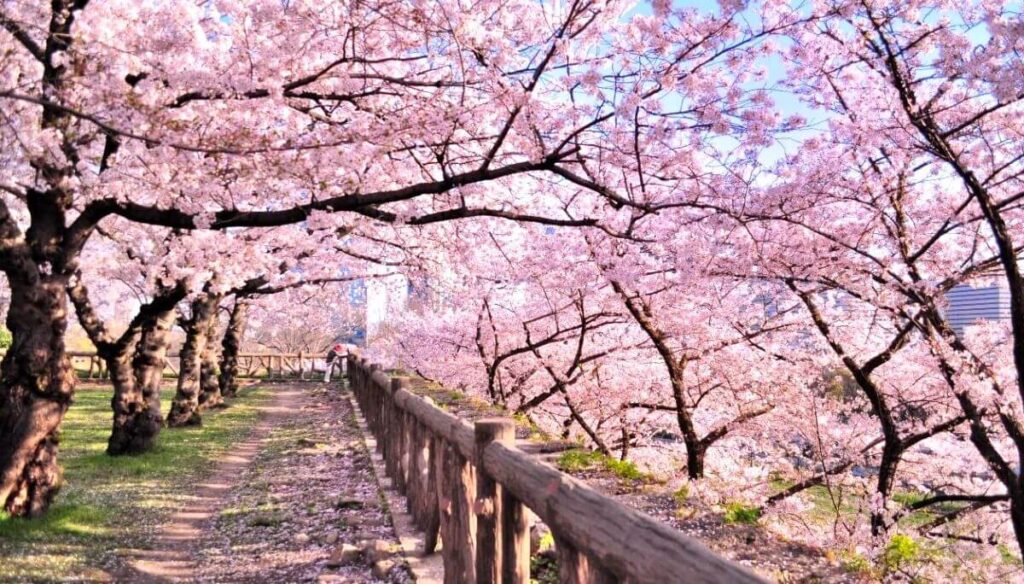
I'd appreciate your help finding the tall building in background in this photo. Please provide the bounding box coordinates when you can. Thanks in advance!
[364,270,409,345]
[946,279,1011,336]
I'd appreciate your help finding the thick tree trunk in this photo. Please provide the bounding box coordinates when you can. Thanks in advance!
[68,276,186,456]
[676,408,707,480]
[198,316,223,409]
[685,442,706,481]
[104,350,162,456]
[0,274,74,517]
[134,309,176,423]
[104,309,177,456]
[68,278,150,456]
[0,0,126,518]
[668,369,706,480]
[101,311,174,456]
[167,290,221,427]
[218,299,248,398]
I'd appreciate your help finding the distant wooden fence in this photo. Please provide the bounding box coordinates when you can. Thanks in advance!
[53,351,328,381]
[348,355,765,584]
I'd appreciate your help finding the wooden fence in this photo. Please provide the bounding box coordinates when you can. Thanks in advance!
[3,351,331,381]
[347,354,766,584]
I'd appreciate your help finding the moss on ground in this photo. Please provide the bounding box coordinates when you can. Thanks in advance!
[0,383,273,582]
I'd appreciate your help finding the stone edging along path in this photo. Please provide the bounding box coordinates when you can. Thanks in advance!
[344,389,444,584]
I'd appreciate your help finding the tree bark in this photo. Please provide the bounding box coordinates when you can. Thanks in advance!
[68,277,187,455]
[103,351,160,455]
[167,289,222,427]
[788,282,910,536]
[109,302,182,455]
[133,308,176,425]
[608,280,710,478]
[0,273,74,517]
[198,314,223,409]
[0,0,99,517]
[218,299,249,398]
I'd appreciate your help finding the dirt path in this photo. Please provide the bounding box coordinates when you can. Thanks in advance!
[117,385,308,583]
[193,383,410,583]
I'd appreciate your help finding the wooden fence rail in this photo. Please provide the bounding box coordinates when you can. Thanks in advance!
[0,350,330,381]
[347,354,766,584]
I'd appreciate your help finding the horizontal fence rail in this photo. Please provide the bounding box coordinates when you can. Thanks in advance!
[347,354,766,584]
[0,350,332,381]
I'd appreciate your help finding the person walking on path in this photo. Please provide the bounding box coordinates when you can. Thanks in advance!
[323,343,347,383]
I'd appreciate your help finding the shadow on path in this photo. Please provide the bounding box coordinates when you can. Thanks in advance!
[117,386,307,583]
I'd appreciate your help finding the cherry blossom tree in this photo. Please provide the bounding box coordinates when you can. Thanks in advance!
[8,3,1019,575]
[744,0,1024,556]
[66,224,188,454]
[0,0,668,515]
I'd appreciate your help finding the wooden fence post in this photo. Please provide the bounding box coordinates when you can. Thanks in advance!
[420,396,441,553]
[439,438,476,584]
[342,350,764,584]
[474,418,520,584]
[391,377,409,494]
[501,468,530,584]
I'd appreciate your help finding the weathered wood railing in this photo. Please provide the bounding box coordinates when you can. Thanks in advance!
[234,352,328,380]
[347,354,766,584]
[0,350,331,381]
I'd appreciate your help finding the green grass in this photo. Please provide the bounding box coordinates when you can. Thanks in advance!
[603,457,649,481]
[556,449,606,472]
[768,477,862,524]
[530,553,559,584]
[0,382,273,581]
[555,448,654,483]
[673,485,690,504]
[882,534,923,573]
[723,502,761,525]
[891,490,967,529]
[511,411,551,440]
[997,544,1024,567]
[768,481,967,531]
[671,485,697,519]
[838,549,876,578]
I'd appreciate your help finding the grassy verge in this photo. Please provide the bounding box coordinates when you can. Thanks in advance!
[556,448,657,483]
[0,383,274,582]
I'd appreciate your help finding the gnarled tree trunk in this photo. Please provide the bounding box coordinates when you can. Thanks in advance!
[103,351,157,456]
[0,273,74,517]
[108,301,183,455]
[68,277,187,455]
[135,309,177,424]
[167,289,221,427]
[0,0,95,517]
[218,299,249,398]
[198,315,223,409]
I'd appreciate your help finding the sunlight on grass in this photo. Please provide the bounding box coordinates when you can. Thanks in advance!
[556,448,656,483]
[0,383,275,581]
[0,504,114,541]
